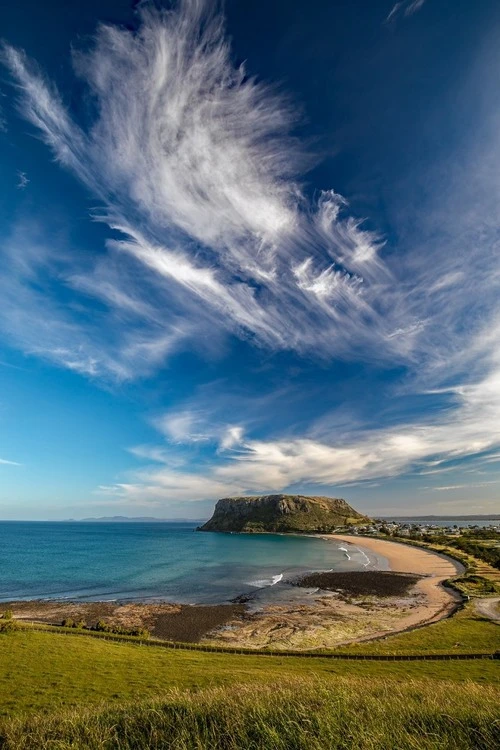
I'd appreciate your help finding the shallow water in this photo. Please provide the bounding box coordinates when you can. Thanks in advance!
[0,522,386,604]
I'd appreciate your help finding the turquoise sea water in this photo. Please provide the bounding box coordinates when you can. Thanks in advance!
[0,522,381,604]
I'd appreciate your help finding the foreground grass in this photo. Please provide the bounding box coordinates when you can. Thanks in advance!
[334,604,500,655]
[1,629,499,720]
[1,678,498,750]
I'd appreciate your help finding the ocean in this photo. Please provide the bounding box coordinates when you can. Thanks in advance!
[0,522,383,605]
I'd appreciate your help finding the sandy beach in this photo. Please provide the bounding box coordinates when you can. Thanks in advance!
[323,534,465,640]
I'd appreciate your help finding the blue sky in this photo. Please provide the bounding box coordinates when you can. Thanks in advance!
[1,0,500,520]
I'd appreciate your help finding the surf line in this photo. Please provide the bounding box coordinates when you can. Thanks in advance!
[339,544,371,567]
[355,546,372,568]
[249,572,284,588]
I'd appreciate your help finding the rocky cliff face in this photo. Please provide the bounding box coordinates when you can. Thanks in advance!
[198,495,369,533]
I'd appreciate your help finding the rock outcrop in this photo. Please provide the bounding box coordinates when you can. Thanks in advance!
[198,494,369,533]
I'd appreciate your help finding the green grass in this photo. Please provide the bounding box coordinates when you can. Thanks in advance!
[334,605,500,655]
[0,628,499,721]
[452,574,500,597]
[1,678,498,750]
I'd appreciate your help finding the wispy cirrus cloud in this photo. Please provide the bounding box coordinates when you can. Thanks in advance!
[0,222,189,379]
[2,0,498,385]
[16,171,29,189]
[385,0,427,23]
[1,0,427,380]
[429,481,499,492]
[0,458,21,466]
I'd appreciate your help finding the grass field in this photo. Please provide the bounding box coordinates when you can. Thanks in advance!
[0,624,498,722]
[1,677,498,750]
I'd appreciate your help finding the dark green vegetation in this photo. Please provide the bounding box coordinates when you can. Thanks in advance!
[452,574,499,597]
[1,678,498,750]
[0,612,18,634]
[401,529,500,571]
[445,533,500,570]
[61,618,150,638]
[199,494,369,533]
[295,571,421,597]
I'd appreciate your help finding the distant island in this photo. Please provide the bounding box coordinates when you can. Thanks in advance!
[198,494,369,533]
[74,516,199,523]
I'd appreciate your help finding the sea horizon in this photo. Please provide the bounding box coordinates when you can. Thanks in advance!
[1,513,498,523]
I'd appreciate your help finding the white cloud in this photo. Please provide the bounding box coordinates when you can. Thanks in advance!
[16,171,29,189]
[429,481,499,492]
[3,0,498,386]
[219,426,245,452]
[155,410,211,444]
[0,458,20,466]
[101,362,500,503]
[386,0,427,23]
[1,1,429,379]
[0,93,7,133]
[0,221,193,380]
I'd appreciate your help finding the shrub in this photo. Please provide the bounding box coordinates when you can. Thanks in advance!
[89,620,150,638]
[0,618,19,634]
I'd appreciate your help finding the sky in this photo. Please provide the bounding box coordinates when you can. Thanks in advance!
[1,0,500,520]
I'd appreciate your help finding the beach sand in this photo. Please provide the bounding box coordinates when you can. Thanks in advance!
[323,534,465,642]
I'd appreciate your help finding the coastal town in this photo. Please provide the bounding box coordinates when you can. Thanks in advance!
[344,519,500,538]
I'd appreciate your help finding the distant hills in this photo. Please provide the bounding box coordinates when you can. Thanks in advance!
[199,495,370,533]
[74,516,199,523]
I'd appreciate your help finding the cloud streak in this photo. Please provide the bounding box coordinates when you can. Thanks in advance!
[386,0,427,23]
[103,365,500,503]
[1,0,427,379]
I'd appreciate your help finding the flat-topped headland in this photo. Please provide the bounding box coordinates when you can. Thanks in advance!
[198,494,370,533]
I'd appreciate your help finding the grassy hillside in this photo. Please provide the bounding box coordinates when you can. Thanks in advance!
[0,624,498,722]
[1,678,498,750]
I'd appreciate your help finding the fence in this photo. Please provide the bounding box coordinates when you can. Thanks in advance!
[25,623,498,661]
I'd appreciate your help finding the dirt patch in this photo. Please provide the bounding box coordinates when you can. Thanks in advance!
[294,571,421,597]
[153,604,246,642]
[4,600,247,643]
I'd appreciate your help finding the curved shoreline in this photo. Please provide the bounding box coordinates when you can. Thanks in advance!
[321,534,465,643]
[4,534,467,650]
